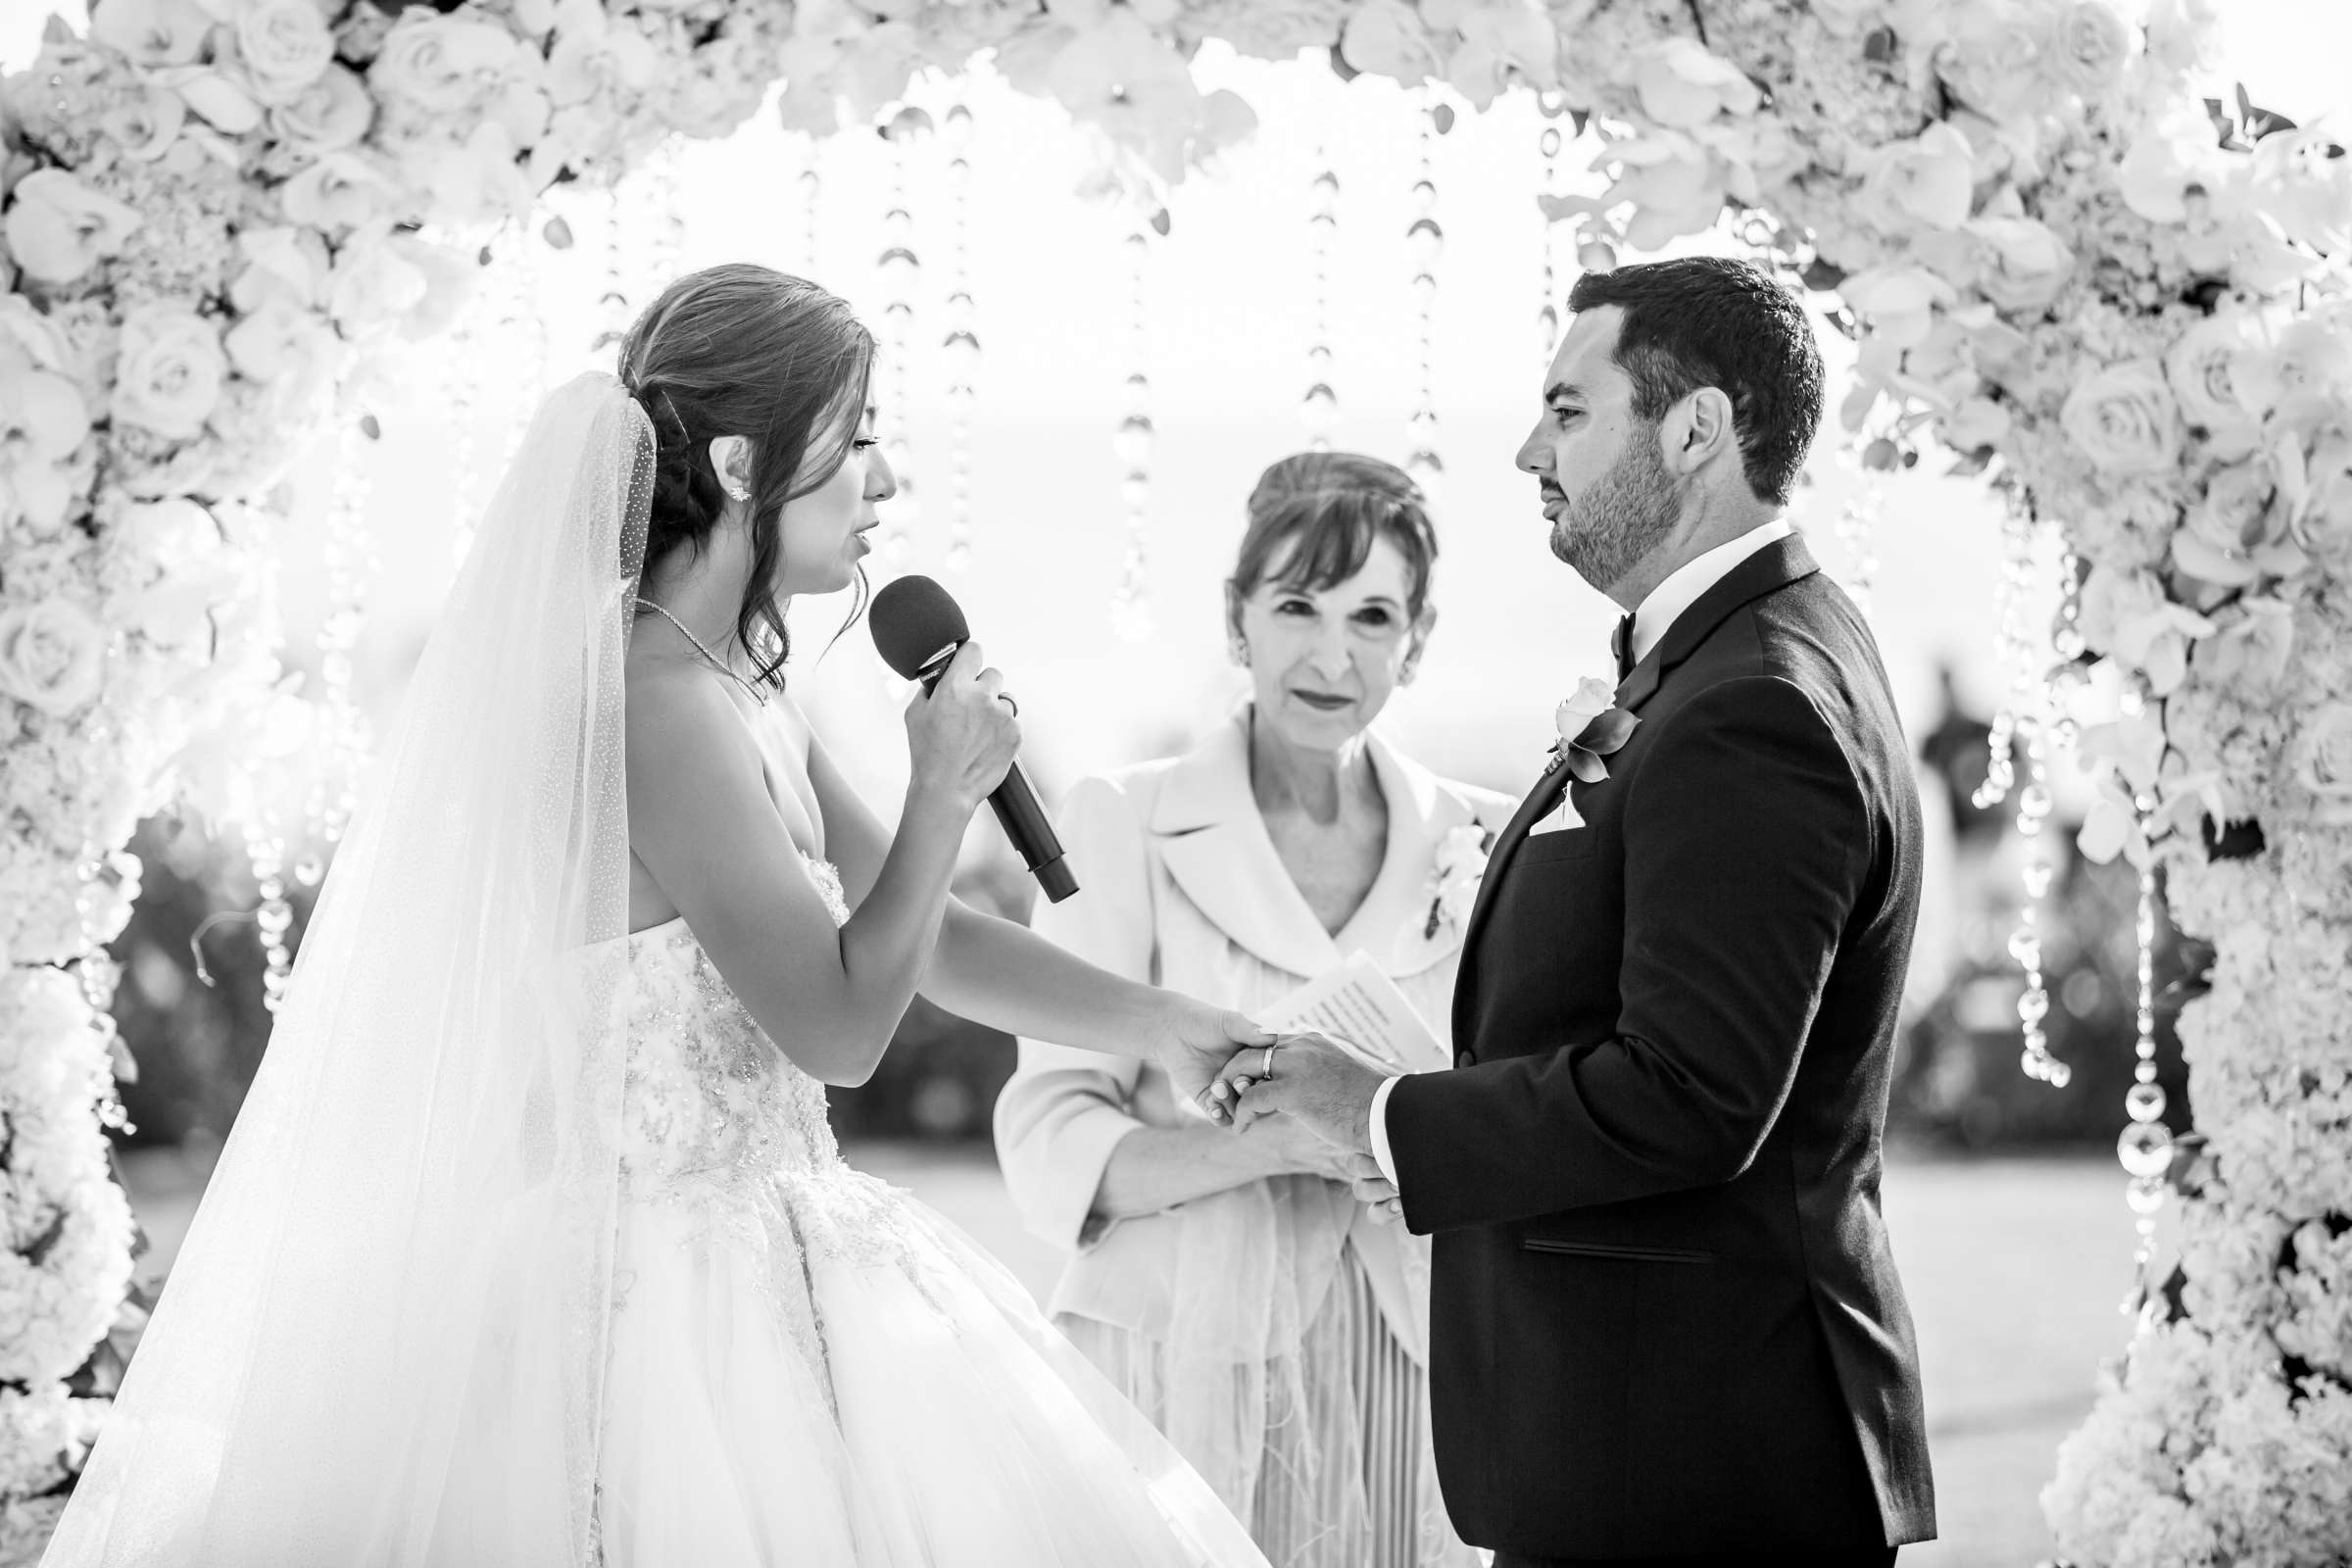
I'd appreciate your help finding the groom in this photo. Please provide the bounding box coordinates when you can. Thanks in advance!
[1222,257,1935,1564]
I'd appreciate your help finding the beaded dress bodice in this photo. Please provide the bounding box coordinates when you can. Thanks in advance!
[617,856,851,1200]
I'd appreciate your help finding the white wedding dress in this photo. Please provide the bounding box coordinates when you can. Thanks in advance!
[41,374,1268,1567]
[594,858,1267,1564]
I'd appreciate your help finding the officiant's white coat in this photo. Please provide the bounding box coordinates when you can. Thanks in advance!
[995,709,1509,1564]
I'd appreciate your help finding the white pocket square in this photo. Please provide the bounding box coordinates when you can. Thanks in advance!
[1527,798,1584,836]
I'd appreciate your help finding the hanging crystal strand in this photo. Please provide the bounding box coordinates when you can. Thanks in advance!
[942,100,978,572]
[2116,830,2171,1307]
[875,107,930,564]
[1304,145,1339,452]
[1834,468,1885,615]
[2009,697,2066,1087]
[309,414,379,865]
[74,835,136,1133]
[1974,505,2033,813]
[1405,94,1445,501]
[592,181,633,357]
[242,815,296,1014]
[442,270,484,574]
[797,138,821,278]
[1111,225,1154,640]
[1538,103,1564,368]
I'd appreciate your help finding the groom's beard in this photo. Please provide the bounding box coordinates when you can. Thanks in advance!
[1549,430,1684,594]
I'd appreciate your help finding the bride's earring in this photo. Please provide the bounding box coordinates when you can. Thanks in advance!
[1398,661,1418,686]
[1229,637,1250,668]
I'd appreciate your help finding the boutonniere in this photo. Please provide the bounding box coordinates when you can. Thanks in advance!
[1422,822,1494,939]
[1544,673,1641,793]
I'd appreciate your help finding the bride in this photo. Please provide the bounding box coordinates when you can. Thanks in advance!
[43,264,1289,1566]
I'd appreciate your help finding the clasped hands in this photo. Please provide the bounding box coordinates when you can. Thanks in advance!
[1203,1031,1403,1221]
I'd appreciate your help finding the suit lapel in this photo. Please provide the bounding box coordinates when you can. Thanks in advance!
[1451,758,1568,1040]
[1453,533,1826,1047]
[1617,533,1823,716]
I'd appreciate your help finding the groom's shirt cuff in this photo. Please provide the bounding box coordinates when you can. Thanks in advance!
[1368,1075,1401,1189]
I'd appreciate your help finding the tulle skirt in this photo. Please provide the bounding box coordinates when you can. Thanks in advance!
[1056,1247,1480,1568]
[593,1163,1270,1567]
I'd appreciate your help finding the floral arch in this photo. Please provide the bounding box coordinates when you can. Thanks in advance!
[1,0,2347,1559]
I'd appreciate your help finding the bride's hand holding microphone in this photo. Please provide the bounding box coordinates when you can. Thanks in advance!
[904,640,1022,819]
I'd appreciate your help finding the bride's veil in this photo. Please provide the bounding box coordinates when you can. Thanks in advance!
[47,373,656,1566]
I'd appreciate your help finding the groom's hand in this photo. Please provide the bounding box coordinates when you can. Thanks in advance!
[1225,1032,1388,1156]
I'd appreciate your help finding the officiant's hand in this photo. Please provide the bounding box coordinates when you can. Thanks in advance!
[1220,1032,1388,1157]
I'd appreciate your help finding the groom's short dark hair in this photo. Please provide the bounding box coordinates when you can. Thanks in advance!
[1566,257,1823,507]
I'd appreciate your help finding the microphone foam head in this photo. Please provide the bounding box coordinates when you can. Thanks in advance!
[869,574,970,680]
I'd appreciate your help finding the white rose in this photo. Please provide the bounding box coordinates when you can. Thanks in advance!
[1967,216,2074,313]
[1623,38,1759,129]
[88,0,210,67]
[233,0,335,104]
[228,224,330,314]
[326,230,428,335]
[395,122,534,227]
[547,23,661,107]
[2191,597,2294,691]
[0,601,106,718]
[1940,396,2011,453]
[2118,101,2225,225]
[2060,359,2182,476]
[279,153,388,234]
[111,303,227,441]
[1811,0,1883,35]
[0,359,91,469]
[1840,265,1955,351]
[1933,0,2048,122]
[224,298,337,405]
[2165,314,2262,432]
[1860,122,1977,233]
[1599,133,1727,251]
[1554,674,1619,742]
[368,15,521,116]
[2050,0,2132,98]
[156,66,266,135]
[2293,704,2352,823]
[99,85,187,162]
[267,63,374,154]
[1,172,143,287]
[2174,458,2279,585]
[2077,565,2211,694]
[1338,0,1438,83]
[386,236,477,342]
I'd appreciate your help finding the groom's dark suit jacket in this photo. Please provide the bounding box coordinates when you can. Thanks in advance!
[1386,535,1936,1558]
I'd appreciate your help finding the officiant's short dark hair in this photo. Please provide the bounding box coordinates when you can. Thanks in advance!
[1567,257,1822,507]
[1230,452,1438,621]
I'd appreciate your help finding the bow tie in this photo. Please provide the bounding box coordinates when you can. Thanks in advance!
[1609,613,1638,682]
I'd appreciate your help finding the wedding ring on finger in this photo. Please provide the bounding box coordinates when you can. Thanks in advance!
[1257,1044,1277,1080]
[997,692,1018,717]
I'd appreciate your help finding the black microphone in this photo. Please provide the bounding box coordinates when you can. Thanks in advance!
[869,575,1079,904]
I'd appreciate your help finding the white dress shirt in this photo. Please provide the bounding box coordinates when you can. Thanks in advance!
[1365,519,1798,1190]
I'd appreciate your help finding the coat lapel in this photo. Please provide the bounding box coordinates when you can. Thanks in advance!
[1453,533,1826,1047]
[1151,714,1343,981]
[1345,730,1485,978]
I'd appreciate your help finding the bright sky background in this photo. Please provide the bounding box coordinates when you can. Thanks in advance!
[5,0,2347,808]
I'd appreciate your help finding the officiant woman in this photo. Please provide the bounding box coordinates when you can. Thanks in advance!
[994,452,1509,1568]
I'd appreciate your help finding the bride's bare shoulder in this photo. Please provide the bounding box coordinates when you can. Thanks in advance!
[624,652,760,774]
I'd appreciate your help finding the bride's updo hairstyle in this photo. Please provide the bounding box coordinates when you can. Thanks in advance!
[1228,451,1439,621]
[618,263,875,690]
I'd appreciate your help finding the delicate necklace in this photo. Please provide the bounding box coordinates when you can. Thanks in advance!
[632,596,769,708]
